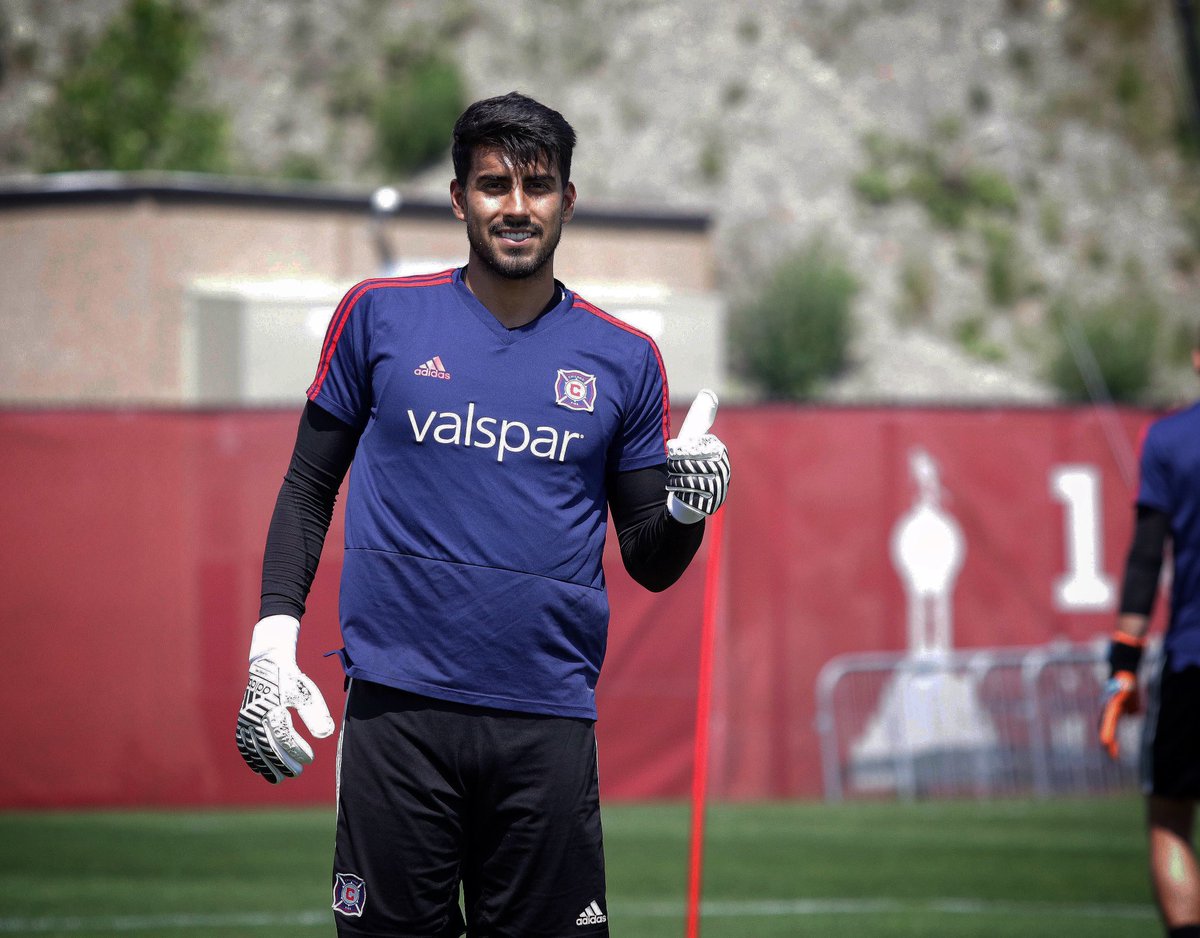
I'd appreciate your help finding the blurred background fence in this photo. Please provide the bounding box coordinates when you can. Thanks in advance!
[817,641,1152,802]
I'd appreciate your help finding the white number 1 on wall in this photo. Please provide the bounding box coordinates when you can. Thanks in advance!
[1050,465,1115,611]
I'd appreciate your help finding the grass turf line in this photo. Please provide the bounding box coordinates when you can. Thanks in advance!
[0,796,1154,937]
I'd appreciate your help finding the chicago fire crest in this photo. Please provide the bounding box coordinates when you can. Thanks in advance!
[555,369,597,412]
[333,872,366,917]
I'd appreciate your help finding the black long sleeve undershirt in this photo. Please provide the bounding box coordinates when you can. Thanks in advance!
[259,400,705,618]
[607,462,705,591]
[1117,503,1171,617]
[259,402,360,619]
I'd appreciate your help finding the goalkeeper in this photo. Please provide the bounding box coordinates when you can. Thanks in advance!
[235,91,730,938]
[1100,325,1200,938]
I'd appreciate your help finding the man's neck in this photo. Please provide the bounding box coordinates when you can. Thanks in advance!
[462,261,559,330]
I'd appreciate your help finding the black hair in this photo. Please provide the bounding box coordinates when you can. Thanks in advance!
[451,91,576,188]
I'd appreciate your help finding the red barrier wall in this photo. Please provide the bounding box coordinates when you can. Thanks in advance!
[0,405,1156,807]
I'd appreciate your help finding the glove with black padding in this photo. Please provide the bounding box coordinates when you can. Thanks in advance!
[667,389,731,525]
[236,615,335,783]
[1098,630,1144,760]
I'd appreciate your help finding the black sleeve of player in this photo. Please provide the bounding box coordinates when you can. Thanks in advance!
[608,464,705,592]
[259,401,361,619]
[1118,503,1170,617]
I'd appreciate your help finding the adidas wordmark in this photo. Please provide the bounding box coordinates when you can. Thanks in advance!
[576,899,607,926]
[414,356,451,379]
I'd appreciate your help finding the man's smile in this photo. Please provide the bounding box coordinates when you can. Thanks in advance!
[494,227,538,244]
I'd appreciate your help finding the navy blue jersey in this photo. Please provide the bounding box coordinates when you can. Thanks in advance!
[1136,401,1200,669]
[307,268,670,719]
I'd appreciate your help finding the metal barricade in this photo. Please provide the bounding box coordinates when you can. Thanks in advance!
[815,641,1150,801]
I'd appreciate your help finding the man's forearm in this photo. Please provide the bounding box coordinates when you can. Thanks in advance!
[609,465,704,592]
[1115,503,1170,636]
[259,402,359,618]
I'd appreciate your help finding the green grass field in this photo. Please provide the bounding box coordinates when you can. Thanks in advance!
[0,796,1156,937]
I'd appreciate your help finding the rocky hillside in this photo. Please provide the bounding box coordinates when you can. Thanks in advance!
[2,0,1197,404]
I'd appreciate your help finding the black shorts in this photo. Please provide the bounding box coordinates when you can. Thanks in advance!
[332,680,609,938]
[1141,659,1200,799]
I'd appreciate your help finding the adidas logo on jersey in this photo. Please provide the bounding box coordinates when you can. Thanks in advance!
[576,900,607,926]
[414,356,451,380]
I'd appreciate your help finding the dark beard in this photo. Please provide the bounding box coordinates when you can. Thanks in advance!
[468,221,562,280]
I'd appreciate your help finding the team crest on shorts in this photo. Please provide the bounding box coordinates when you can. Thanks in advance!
[333,872,367,917]
[555,369,597,412]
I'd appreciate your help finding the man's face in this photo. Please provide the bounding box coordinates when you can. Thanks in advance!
[451,146,576,281]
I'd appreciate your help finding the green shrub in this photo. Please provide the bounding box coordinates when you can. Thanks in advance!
[730,240,857,399]
[964,167,1019,213]
[1039,199,1066,244]
[1083,234,1111,269]
[852,168,895,205]
[1177,115,1200,162]
[1181,195,1200,250]
[32,0,228,172]
[1167,318,1199,367]
[1073,0,1157,36]
[277,152,325,182]
[932,115,964,143]
[722,81,748,108]
[968,83,992,114]
[697,135,724,183]
[890,151,1019,230]
[1045,290,1162,402]
[736,14,761,43]
[955,315,1007,362]
[328,64,376,119]
[898,252,935,324]
[981,223,1019,307]
[861,130,897,165]
[373,54,466,177]
[1008,43,1037,81]
[1113,57,1145,106]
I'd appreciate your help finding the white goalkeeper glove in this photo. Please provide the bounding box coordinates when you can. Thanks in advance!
[236,615,335,784]
[667,389,731,524]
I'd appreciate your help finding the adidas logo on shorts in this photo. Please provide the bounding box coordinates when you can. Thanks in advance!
[576,899,607,926]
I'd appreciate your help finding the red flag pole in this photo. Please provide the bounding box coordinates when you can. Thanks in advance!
[685,506,725,938]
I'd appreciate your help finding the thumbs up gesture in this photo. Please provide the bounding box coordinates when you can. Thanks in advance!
[666,389,731,524]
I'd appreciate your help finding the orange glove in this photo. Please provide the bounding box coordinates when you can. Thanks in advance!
[1098,671,1140,760]
[1098,631,1145,760]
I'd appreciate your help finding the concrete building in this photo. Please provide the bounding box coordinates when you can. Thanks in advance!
[0,172,724,406]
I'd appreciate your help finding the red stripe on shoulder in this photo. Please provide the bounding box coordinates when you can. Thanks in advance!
[572,297,671,446]
[308,270,455,399]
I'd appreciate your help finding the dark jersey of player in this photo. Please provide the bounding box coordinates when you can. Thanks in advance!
[304,268,675,719]
[1137,401,1200,669]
